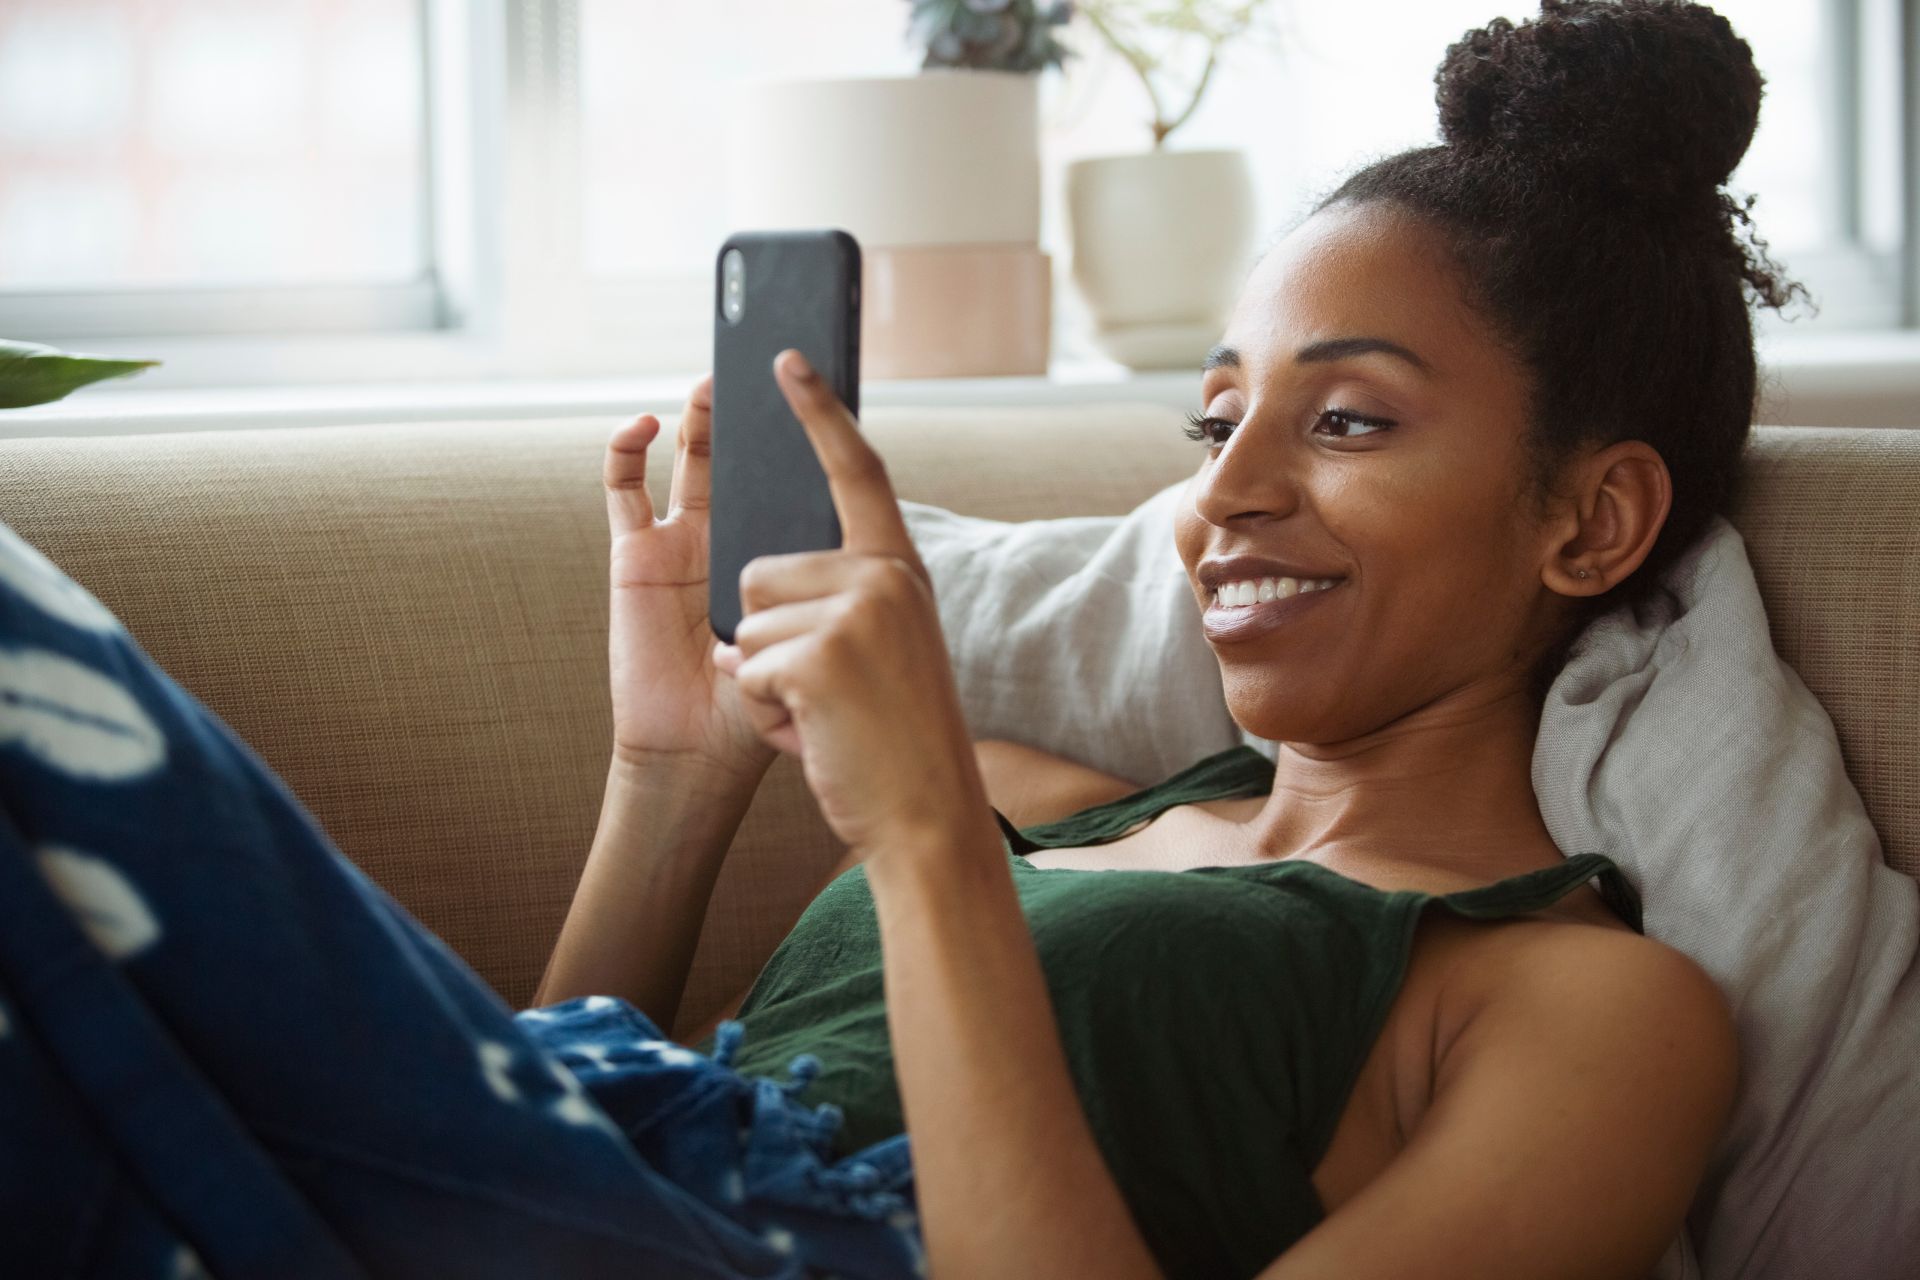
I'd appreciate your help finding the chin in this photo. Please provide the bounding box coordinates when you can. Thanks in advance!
[1220,690,1308,745]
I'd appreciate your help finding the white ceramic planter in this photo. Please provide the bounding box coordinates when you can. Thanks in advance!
[725,70,1051,378]
[1066,148,1257,370]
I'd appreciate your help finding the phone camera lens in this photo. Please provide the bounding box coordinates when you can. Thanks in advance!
[720,247,747,324]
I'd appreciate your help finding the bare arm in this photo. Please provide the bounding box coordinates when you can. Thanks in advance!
[972,737,1143,828]
[678,736,1144,1043]
[532,755,761,1031]
[866,817,1164,1279]
[1256,931,1738,1279]
[546,373,787,1029]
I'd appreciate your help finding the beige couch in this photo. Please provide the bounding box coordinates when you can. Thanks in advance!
[0,409,1915,1043]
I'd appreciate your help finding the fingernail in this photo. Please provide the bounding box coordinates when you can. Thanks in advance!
[782,351,818,383]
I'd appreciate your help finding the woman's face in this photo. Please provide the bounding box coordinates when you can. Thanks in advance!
[1173,199,1566,745]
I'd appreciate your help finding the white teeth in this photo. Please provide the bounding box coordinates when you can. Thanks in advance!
[1211,576,1341,607]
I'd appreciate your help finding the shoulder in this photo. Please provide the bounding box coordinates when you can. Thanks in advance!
[1461,918,1736,1048]
[1448,921,1740,1133]
[1276,923,1739,1278]
[971,738,1144,828]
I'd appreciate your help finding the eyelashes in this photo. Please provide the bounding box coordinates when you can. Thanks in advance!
[1181,411,1234,444]
[1181,407,1396,446]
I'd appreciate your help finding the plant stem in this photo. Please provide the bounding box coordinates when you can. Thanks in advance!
[1156,47,1218,146]
[1083,5,1169,143]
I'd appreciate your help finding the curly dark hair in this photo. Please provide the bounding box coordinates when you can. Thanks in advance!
[1314,0,1809,704]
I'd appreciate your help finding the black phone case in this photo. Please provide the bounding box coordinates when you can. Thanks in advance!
[708,228,862,645]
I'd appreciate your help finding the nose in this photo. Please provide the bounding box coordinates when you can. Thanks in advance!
[1189,414,1302,528]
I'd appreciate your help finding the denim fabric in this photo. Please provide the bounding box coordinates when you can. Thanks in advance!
[0,518,922,1280]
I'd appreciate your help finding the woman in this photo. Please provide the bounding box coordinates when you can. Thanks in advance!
[0,2,1787,1277]
[539,1,1794,1275]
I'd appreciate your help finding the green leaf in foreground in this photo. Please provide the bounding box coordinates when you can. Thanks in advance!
[0,340,160,409]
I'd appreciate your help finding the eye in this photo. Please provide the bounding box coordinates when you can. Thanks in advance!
[1181,410,1234,445]
[1314,408,1394,439]
[1181,406,1396,448]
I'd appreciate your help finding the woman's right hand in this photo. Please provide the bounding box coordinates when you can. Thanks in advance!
[602,372,777,788]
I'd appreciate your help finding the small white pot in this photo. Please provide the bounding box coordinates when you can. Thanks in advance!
[1066,148,1257,369]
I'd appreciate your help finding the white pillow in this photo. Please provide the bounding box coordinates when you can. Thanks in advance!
[902,483,1238,786]
[903,492,1920,1280]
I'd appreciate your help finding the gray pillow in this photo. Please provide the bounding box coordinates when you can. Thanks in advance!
[1533,515,1919,1280]
[903,493,1919,1280]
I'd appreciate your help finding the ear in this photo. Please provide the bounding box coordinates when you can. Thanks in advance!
[1540,440,1672,597]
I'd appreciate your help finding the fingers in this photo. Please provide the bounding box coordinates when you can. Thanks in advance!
[718,567,918,731]
[725,594,842,662]
[604,414,661,534]
[737,549,925,615]
[667,371,716,523]
[714,635,803,756]
[771,350,924,575]
[714,624,819,750]
[713,603,832,759]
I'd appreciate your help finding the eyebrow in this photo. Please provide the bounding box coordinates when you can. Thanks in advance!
[1202,338,1432,375]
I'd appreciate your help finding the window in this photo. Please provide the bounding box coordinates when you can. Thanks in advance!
[0,0,434,336]
[0,0,1905,383]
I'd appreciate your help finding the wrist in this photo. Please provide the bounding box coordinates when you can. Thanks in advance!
[599,748,767,869]
[608,742,770,798]
[858,801,1006,876]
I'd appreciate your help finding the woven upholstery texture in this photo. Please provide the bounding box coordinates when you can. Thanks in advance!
[0,405,1197,1034]
[1733,427,1920,880]
[0,412,1912,1038]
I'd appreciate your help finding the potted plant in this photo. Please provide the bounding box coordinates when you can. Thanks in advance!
[1065,1,1275,369]
[723,2,1075,378]
[0,342,157,410]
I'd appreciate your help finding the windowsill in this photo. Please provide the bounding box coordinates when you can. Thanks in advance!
[3,328,1917,440]
[0,356,1202,438]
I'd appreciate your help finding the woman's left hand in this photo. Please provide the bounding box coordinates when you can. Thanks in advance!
[712,348,992,862]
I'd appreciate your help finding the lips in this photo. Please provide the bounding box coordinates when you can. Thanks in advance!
[1198,554,1346,591]
[1202,579,1345,642]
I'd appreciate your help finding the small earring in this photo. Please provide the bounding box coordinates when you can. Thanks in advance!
[1575,568,1590,580]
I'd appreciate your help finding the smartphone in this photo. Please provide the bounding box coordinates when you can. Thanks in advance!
[708,228,863,645]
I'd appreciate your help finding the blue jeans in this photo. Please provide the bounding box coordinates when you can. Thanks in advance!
[0,520,922,1279]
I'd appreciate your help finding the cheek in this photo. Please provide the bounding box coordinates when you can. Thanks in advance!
[1330,457,1535,627]
[1172,502,1205,576]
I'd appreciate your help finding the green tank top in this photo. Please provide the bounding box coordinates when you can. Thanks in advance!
[699,743,1643,1279]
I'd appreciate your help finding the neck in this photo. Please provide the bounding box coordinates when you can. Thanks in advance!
[1240,676,1558,872]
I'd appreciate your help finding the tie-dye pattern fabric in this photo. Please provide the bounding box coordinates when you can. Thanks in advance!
[0,518,923,1280]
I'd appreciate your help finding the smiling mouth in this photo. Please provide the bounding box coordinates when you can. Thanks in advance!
[1206,575,1344,608]
[1202,577,1346,642]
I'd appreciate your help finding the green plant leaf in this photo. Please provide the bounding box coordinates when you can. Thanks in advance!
[0,340,160,410]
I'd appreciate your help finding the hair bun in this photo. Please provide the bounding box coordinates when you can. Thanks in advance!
[1436,0,1763,202]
